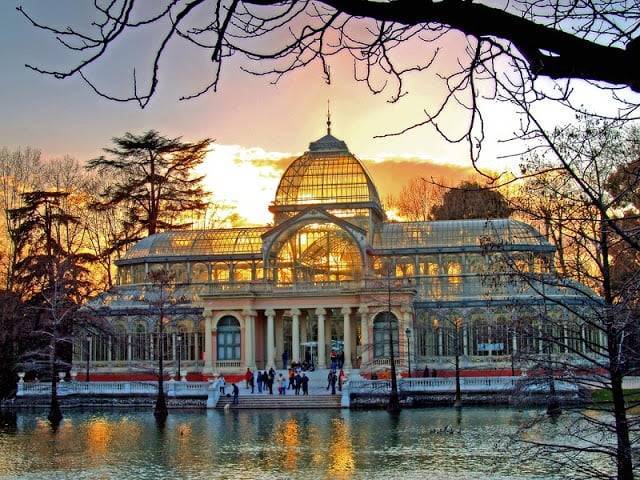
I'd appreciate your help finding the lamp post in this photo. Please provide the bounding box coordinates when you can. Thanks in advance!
[85,334,91,382]
[176,334,182,381]
[405,328,412,378]
[386,265,401,414]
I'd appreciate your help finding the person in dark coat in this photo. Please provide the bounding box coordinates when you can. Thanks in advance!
[301,373,309,395]
[294,372,302,395]
[330,371,337,395]
[232,383,239,405]
[327,370,334,390]
[267,370,274,395]
[256,371,263,393]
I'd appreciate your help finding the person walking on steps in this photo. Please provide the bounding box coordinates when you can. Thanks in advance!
[338,368,346,392]
[327,370,334,390]
[232,383,239,406]
[301,372,309,395]
[330,371,337,395]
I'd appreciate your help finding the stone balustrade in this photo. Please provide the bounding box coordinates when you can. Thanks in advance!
[17,380,213,398]
[348,376,579,394]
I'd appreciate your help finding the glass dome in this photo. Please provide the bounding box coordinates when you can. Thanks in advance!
[272,133,382,209]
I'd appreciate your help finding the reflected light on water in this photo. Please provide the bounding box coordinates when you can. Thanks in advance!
[273,417,301,471]
[328,418,355,478]
[86,418,113,455]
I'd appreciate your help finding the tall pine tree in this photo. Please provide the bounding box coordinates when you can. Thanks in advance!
[87,130,211,250]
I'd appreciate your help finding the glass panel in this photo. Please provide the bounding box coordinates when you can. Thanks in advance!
[275,222,362,284]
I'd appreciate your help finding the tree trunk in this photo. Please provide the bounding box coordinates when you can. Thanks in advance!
[600,213,634,479]
[48,338,62,425]
[154,323,168,420]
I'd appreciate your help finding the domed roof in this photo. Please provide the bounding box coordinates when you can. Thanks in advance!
[272,132,381,208]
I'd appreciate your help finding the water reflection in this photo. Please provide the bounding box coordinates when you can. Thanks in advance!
[0,408,608,479]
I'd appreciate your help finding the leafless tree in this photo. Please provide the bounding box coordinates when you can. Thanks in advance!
[386,177,448,221]
[17,1,640,166]
[486,118,640,480]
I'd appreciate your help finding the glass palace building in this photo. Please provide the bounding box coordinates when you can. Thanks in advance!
[82,127,596,379]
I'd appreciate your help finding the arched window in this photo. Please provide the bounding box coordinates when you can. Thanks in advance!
[132,322,148,361]
[217,316,241,360]
[191,263,209,283]
[169,263,187,283]
[233,262,252,282]
[373,312,399,358]
[211,262,230,282]
[274,223,362,284]
[112,324,128,361]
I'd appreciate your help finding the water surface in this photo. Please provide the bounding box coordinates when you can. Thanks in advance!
[0,408,603,479]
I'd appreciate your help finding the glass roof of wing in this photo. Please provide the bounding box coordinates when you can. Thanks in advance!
[273,133,381,207]
[122,227,269,259]
[373,219,551,250]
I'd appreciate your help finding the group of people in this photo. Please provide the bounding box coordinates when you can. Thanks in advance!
[237,367,311,395]
[326,368,346,395]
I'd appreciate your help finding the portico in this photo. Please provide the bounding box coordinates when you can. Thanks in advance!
[200,291,415,373]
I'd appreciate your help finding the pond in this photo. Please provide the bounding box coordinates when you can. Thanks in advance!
[0,408,608,479]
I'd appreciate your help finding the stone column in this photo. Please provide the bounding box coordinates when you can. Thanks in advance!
[291,308,301,364]
[358,305,369,367]
[107,336,112,362]
[463,325,469,356]
[194,331,200,362]
[243,309,257,370]
[266,308,276,369]
[127,334,132,362]
[316,307,327,369]
[341,306,352,369]
[204,310,213,373]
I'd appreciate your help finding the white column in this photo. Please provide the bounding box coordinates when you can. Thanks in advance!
[463,325,469,356]
[107,336,112,362]
[359,305,369,367]
[204,310,213,373]
[194,331,200,362]
[266,308,276,369]
[341,306,352,369]
[291,308,301,364]
[316,307,327,369]
[127,334,132,362]
[243,309,257,370]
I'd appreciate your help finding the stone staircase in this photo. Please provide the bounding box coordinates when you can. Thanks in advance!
[216,393,342,409]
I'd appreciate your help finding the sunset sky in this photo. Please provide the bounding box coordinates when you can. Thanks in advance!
[0,1,611,225]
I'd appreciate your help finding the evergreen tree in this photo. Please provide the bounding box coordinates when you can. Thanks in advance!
[87,130,211,250]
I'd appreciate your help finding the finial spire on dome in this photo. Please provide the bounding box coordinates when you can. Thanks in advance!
[327,99,331,135]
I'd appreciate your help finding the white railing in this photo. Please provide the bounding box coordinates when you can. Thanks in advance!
[215,360,241,368]
[17,380,211,398]
[348,376,578,394]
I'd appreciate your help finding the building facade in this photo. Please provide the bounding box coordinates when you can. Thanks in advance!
[80,127,597,379]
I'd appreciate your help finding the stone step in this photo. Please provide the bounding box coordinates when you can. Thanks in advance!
[216,395,342,409]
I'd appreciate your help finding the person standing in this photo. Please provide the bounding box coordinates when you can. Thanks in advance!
[282,350,289,370]
[245,368,253,389]
[232,383,239,406]
[330,371,337,395]
[249,370,255,393]
[301,372,309,395]
[294,371,302,395]
[338,368,346,392]
[256,370,263,393]
[219,375,226,395]
[267,370,274,395]
[288,369,295,390]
